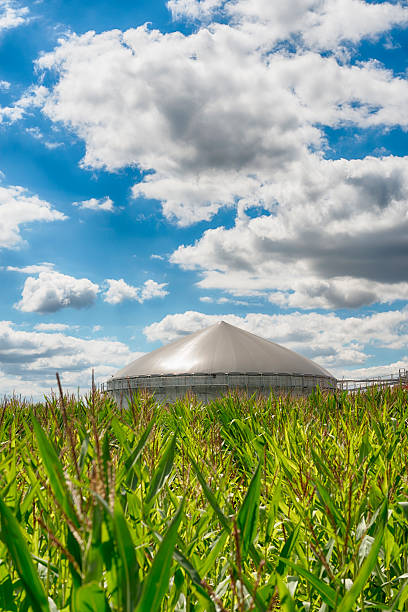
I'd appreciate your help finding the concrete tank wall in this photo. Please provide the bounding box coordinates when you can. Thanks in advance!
[106,372,337,407]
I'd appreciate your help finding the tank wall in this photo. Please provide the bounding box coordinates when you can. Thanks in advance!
[107,373,337,406]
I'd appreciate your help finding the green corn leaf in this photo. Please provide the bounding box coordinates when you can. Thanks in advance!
[113,501,139,611]
[0,575,17,612]
[136,500,184,612]
[0,496,49,612]
[78,436,89,476]
[338,500,388,612]
[171,546,214,608]
[189,455,231,532]
[145,433,176,508]
[152,528,210,601]
[313,477,346,536]
[84,504,104,584]
[276,574,297,612]
[124,418,155,489]
[232,565,268,612]
[31,416,80,528]
[237,460,261,560]
[280,558,337,608]
[276,523,301,575]
[73,581,110,611]
[388,578,408,611]
[111,417,131,452]
[199,531,228,577]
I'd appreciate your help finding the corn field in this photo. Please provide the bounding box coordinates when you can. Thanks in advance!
[0,385,408,611]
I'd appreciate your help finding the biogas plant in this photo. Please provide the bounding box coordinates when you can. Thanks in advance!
[106,321,337,405]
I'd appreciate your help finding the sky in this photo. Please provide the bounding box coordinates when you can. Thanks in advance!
[1,0,408,398]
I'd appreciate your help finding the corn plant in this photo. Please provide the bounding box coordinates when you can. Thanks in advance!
[0,385,407,610]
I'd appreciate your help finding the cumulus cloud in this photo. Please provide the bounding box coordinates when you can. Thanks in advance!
[0,320,142,397]
[0,0,29,32]
[0,185,66,250]
[104,279,138,304]
[140,279,169,301]
[168,0,408,50]
[168,0,224,21]
[16,271,99,313]
[103,278,168,304]
[73,196,114,212]
[143,309,408,370]
[8,0,408,310]
[171,155,408,308]
[30,5,408,225]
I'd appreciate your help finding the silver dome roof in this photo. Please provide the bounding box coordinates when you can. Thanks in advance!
[113,321,334,379]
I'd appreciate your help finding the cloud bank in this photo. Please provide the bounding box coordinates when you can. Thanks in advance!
[0,320,142,397]
[19,0,406,311]
[144,309,408,375]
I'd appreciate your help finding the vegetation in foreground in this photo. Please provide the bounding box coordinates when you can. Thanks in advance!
[0,386,407,611]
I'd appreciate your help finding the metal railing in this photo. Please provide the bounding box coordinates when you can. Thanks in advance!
[337,368,408,391]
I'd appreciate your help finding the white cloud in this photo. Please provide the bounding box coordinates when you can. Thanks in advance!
[16,271,99,313]
[334,359,408,381]
[0,80,10,90]
[25,126,64,150]
[73,196,114,212]
[0,320,142,397]
[0,185,66,250]
[6,1,407,311]
[169,0,408,51]
[103,278,168,304]
[143,308,408,370]
[168,0,224,21]
[7,262,55,274]
[199,295,250,305]
[0,0,29,32]
[104,279,139,304]
[0,85,48,124]
[171,155,408,308]
[29,12,407,225]
[34,323,71,332]
[140,279,168,301]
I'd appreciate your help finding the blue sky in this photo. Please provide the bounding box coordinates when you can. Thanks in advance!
[1,0,408,396]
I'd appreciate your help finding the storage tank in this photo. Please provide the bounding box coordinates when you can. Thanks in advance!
[106,320,336,405]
